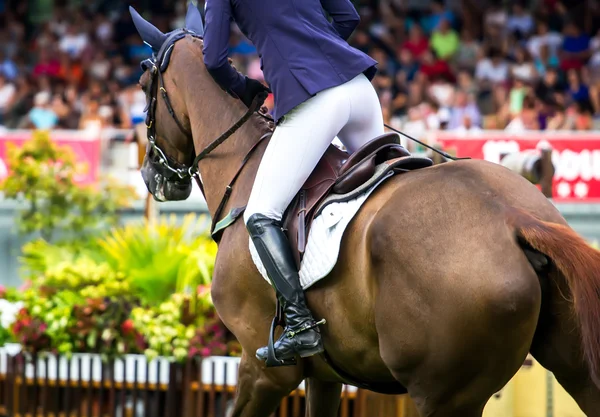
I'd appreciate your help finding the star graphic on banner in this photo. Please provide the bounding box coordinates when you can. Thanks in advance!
[556,182,571,198]
[574,182,589,199]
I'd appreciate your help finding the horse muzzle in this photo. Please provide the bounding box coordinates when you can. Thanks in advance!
[141,159,192,202]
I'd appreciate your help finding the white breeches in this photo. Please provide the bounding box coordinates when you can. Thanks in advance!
[244,73,384,224]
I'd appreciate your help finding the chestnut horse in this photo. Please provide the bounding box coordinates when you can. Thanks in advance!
[132,8,600,417]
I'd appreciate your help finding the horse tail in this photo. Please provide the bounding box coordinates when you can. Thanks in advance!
[511,209,600,386]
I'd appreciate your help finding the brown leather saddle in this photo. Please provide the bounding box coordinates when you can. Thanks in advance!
[282,132,433,267]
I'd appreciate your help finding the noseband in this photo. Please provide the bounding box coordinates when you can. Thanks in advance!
[142,29,268,239]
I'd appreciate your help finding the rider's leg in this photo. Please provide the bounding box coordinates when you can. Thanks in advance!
[336,73,385,152]
[244,73,381,364]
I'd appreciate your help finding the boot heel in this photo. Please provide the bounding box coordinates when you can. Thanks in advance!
[299,344,325,358]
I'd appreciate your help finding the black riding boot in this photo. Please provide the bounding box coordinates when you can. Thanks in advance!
[246,213,325,365]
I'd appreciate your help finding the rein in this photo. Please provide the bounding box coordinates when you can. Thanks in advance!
[143,30,269,240]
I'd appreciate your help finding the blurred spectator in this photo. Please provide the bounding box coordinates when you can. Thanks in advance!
[566,69,590,104]
[506,3,534,39]
[397,49,419,82]
[527,21,563,61]
[403,106,427,139]
[568,100,593,130]
[510,45,537,84]
[448,90,481,130]
[452,114,483,133]
[534,44,560,77]
[0,51,17,81]
[535,67,566,106]
[32,50,61,79]
[26,92,58,129]
[0,74,15,125]
[454,29,481,72]
[417,0,456,35]
[560,22,591,71]
[430,19,459,61]
[427,74,455,108]
[505,94,540,131]
[475,47,509,86]
[419,49,454,82]
[0,0,595,135]
[402,24,430,62]
[58,24,89,59]
[509,78,528,116]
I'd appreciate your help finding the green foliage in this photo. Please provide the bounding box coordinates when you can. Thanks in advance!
[98,214,217,305]
[6,213,238,361]
[0,131,135,241]
[19,238,105,280]
[39,258,131,300]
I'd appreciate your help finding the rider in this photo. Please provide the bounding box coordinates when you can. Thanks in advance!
[203,0,386,365]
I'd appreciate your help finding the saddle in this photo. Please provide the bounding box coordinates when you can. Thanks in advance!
[282,132,433,267]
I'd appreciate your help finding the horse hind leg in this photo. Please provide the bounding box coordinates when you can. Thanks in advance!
[374,256,541,417]
[530,271,600,417]
[230,351,303,417]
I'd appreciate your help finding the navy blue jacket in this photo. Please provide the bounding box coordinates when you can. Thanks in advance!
[203,0,378,121]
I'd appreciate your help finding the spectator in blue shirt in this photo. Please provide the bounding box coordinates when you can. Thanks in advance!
[0,52,18,81]
[26,92,58,130]
[560,22,591,71]
[407,0,456,35]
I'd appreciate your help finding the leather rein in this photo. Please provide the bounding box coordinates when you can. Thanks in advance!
[142,29,269,241]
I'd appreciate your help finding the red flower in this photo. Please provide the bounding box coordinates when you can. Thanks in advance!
[121,319,135,335]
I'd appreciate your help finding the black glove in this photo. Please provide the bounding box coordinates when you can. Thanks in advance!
[240,76,270,108]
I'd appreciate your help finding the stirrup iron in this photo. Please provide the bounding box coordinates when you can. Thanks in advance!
[264,301,326,367]
[265,301,296,367]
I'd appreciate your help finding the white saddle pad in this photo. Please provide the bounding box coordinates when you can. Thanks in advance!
[249,172,393,289]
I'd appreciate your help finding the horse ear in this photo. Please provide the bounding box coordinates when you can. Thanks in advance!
[129,6,168,52]
[184,3,204,36]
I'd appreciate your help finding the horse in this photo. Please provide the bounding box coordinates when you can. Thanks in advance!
[131,7,600,417]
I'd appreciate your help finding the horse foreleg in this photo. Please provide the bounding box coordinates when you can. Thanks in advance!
[231,351,303,417]
[305,378,342,417]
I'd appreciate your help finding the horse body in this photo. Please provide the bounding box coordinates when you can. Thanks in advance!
[212,156,598,416]
[136,31,600,416]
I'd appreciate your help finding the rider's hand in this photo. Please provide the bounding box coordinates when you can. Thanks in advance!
[240,76,270,108]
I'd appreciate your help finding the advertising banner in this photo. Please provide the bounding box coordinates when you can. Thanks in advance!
[0,130,101,185]
[433,133,600,202]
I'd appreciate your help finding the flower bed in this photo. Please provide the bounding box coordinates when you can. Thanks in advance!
[0,214,240,362]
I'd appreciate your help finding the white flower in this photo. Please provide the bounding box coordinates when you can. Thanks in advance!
[0,300,24,329]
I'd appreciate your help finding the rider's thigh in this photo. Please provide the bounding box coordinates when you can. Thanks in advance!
[337,73,385,153]
[244,84,351,223]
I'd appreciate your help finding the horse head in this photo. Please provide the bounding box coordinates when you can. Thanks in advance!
[130,4,205,202]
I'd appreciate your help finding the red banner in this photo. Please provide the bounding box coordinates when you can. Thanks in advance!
[432,132,600,202]
[0,130,101,185]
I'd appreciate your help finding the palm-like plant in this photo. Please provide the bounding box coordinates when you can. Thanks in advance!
[97,214,217,305]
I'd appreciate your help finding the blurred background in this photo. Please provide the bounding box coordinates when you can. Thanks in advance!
[0,0,596,416]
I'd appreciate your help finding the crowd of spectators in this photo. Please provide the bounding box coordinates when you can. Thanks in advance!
[0,0,599,137]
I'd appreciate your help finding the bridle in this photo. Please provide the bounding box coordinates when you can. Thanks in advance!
[142,28,269,240]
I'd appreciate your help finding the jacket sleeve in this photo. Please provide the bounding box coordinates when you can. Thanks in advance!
[202,0,246,97]
[320,0,361,41]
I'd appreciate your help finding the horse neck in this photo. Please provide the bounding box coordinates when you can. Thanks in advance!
[184,79,269,218]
